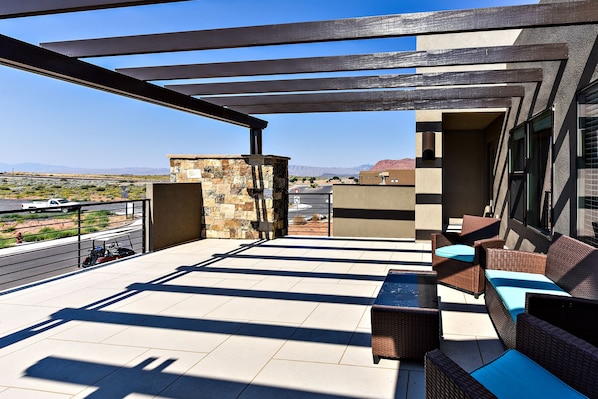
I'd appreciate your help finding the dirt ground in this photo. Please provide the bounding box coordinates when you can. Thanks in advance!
[287,220,332,236]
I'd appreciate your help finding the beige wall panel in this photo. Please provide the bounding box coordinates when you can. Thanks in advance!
[334,185,414,209]
[333,185,415,239]
[146,182,203,251]
[415,168,442,194]
[415,204,443,230]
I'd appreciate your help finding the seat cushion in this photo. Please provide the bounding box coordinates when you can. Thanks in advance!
[434,244,475,263]
[471,349,588,399]
[485,269,570,322]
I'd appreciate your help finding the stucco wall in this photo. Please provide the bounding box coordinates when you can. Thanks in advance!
[496,3,598,251]
[333,185,415,238]
[146,182,203,251]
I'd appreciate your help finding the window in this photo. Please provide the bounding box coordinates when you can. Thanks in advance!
[528,113,552,232]
[577,82,598,247]
[509,126,526,222]
[508,111,553,233]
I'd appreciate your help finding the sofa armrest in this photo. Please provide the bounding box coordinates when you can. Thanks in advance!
[473,237,504,248]
[485,248,546,274]
[472,238,505,267]
[516,313,598,399]
[525,293,598,347]
[425,349,497,399]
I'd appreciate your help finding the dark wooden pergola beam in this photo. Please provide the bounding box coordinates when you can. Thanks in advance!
[205,86,524,108]
[117,44,567,81]
[231,98,514,114]
[166,69,543,96]
[40,1,597,57]
[0,0,189,19]
[0,34,267,129]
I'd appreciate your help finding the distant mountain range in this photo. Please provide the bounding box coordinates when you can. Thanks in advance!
[0,159,414,177]
[0,163,170,176]
[288,164,373,177]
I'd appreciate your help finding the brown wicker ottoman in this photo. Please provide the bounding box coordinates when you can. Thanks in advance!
[371,269,439,363]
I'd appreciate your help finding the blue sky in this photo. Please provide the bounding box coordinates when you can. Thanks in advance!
[0,0,536,170]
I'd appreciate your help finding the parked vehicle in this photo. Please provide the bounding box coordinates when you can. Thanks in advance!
[81,233,135,268]
[21,198,80,213]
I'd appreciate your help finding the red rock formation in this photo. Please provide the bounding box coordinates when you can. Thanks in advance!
[370,158,415,171]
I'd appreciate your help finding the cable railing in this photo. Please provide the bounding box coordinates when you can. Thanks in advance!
[288,191,332,236]
[0,200,148,291]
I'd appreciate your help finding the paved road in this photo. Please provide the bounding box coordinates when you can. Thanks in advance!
[0,199,23,212]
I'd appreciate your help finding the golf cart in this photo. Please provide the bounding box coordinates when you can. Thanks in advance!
[81,232,135,268]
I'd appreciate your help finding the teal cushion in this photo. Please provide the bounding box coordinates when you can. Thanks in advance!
[435,244,475,262]
[471,349,588,399]
[485,269,570,322]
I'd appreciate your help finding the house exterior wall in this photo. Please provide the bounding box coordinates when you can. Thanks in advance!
[359,169,415,185]
[168,154,289,239]
[497,3,598,252]
[415,0,598,251]
[333,185,415,238]
[414,31,519,240]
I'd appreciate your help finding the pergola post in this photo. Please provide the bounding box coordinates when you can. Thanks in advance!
[250,128,263,155]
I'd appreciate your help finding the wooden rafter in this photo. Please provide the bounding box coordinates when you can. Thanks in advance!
[165,69,543,96]
[0,34,267,129]
[230,98,514,114]
[40,1,597,58]
[205,86,525,108]
[0,0,188,19]
[117,44,567,81]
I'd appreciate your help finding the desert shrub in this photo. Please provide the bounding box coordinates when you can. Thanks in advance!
[0,237,15,249]
[293,215,307,225]
[83,210,111,229]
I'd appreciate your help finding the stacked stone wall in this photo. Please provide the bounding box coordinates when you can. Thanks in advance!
[169,154,289,239]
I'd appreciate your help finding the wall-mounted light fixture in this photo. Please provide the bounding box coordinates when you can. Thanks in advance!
[422,131,436,160]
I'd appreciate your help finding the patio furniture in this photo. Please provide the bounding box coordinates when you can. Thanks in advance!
[485,233,598,348]
[371,269,439,363]
[425,312,598,399]
[526,293,598,348]
[431,215,503,298]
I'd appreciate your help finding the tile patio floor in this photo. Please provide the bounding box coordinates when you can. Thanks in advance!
[0,236,504,398]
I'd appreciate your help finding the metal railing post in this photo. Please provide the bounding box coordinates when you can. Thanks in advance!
[142,199,147,254]
[77,206,82,267]
[328,192,331,237]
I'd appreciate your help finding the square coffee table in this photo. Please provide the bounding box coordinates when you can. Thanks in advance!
[371,269,439,362]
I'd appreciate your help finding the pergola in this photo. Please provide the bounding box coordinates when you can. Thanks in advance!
[1,0,597,154]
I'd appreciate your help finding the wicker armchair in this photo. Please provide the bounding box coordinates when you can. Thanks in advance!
[485,234,598,348]
[431,215,503,298]
[425,313,598,399]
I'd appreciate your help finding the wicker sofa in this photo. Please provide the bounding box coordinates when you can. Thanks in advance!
[484,234,598,348]
[425,313,598,399]
[431,215,503,298]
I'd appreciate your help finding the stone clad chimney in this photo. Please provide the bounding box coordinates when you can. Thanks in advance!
[169,154,289,239]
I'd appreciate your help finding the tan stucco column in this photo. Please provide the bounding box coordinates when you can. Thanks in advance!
[415,117,443,241]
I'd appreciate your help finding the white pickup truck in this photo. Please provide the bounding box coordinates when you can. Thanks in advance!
[21,198,80,213]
